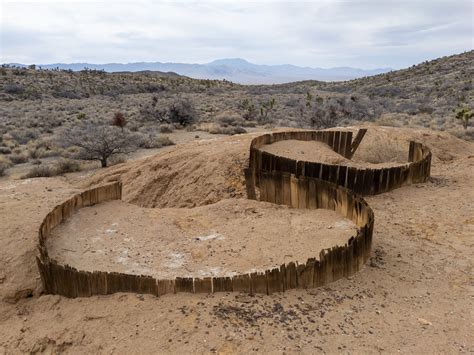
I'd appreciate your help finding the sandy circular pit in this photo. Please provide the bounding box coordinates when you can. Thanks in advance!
[47,199,357,279]
[260,139,406,168]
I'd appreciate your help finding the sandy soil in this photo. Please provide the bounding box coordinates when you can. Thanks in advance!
[47,199,356,279]
[0,126,473,354]
[78,132,259,209]
[259,139,407,168]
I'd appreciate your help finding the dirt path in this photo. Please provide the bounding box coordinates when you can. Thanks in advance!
[0,127,473,353]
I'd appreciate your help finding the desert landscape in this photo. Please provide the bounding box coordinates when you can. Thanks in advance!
[1,1,474,352]
[0,123,473,353]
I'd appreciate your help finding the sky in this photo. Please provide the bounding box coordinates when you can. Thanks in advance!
[1,0,473,69]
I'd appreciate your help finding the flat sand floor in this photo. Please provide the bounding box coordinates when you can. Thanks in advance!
[47,199,357,279]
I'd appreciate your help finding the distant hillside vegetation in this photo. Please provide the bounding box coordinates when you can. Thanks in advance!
[7,58,391,84]
[0,51,472,154]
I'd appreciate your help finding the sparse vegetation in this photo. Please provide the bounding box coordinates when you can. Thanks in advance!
[56,158,81,174]
[111,112,127,131]
[455,107,473,129]
[22,165,54,178]
[0,156,12,176]
[59,123,140,167]
[0,51,472,180]
[167,98,197,126]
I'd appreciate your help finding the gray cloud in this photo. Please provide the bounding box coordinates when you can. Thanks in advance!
[1,0,472,68]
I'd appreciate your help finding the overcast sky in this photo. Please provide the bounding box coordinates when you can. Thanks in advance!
[1,0,472,69]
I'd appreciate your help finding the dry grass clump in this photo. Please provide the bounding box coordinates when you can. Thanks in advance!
[22,158,81,179]
[353,139,407,164]
[0,146,11,154]
[28,138,63,159]
[207,124,247,135]
[0,156,12,176]
[9,151,29,165]
[108,155,127,166]
[22,165,55,178]
[137,134,175,149]
[197,111,251,135]
[56,158,81,174]
[158,124,174,133]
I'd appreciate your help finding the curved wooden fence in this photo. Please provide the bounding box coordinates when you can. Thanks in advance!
[36,129,430,298]
[246,130,431,198]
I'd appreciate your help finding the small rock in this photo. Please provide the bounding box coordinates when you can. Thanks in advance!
[417,318,432,326]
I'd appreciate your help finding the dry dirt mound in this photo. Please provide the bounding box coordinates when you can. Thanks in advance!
[340,125,474,164]
[82,127,473,210]
[82,134,256,208]
[260,139,406,168]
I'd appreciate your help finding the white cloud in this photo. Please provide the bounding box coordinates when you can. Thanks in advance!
[0,0,472,68]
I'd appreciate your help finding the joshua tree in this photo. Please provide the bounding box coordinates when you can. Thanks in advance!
[240,98,258,121]
[259,97,276,123]
[60,123,139,167]
[305,91,313,108]
[455,108,473,129]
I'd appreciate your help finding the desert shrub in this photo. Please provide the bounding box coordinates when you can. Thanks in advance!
[30,146,62,159]
[0,156,12,176]
[144,83,166,93]
[215,112,245,127]
[109,155,127,166]
[53,89,82,99]
[158,124,174,133]
[374,114,403,127]
[111,112,127,131]
[167,98,197,126]
[22,165,55,178]
[156,136,175,146]
[5,83,25,94]
[138,134,175,149]
[10,129,39,144]
[12,68,27,76]
[285,98,301,108]
[59,123,140,167]
[9,153,28,164]
[0,146,11,154]
[55,159,81,174]
[0,164,7,176]
[208,124,247,135]
[354,139,406,164]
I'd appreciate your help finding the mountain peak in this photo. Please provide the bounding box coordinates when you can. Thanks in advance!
[207,58,251,66]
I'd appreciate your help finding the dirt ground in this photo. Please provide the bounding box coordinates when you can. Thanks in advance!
[259,139,406,168]
[0,126,473,354]
[47,199,355,279]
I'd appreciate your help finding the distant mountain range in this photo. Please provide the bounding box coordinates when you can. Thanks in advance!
[9,58,392,84]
